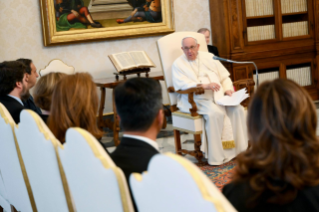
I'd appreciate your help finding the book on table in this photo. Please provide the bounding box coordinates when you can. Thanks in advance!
[216,88,249,106]
[109,51,156,73]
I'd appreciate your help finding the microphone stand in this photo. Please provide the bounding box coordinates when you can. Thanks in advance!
[213,56,259,87]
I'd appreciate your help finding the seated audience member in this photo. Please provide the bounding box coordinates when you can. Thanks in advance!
[48,73,103,144]
[16,58,41,115]
[222,79,319,211]
[197,28,219,56]
[33,72,67,123]
[111,77,163,211]
[0,61,27,124]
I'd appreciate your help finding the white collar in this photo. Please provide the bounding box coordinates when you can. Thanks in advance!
[7,94,23,106]
[123,134,159,151]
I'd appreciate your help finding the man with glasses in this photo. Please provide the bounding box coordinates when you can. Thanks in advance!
[172,36,248,165]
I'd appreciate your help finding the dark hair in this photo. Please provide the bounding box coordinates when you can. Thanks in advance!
[0,61,26,96]
[197,28,210,33]
[48,73,103,143]
[114,77,162,132]
[234,79,319,205]
[16,58,32,75]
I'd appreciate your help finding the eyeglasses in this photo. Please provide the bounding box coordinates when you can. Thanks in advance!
[183,46,197,51]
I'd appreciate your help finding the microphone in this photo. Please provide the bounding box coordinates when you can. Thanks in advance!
[213,56,259,86]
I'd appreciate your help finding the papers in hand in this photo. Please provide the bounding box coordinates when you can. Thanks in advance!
[216,88,249,106]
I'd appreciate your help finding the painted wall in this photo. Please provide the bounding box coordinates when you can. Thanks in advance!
[0,0,211,113]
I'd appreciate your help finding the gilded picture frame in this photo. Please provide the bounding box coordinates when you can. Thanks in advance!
[40,0,175,46]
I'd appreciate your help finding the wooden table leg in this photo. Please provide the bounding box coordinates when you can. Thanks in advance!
[98,87,106,132]
[112,89,121,146]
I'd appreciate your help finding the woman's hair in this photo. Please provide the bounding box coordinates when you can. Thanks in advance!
[33,72,67,111]
[48,73,103,143]
[234,78,319,205]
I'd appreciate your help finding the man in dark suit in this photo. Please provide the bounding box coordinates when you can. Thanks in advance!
[198,28,220,57]
[111,77,163,211]
[17,58,42,116]
[0,61,28,124]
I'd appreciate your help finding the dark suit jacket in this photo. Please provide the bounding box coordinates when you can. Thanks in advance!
[208,44,219,57]
[111,136,159,211]
[223,180,319,212]
[0,95,25,124]
[23,95,42,116]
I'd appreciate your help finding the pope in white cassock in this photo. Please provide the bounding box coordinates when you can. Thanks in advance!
[172,36,248,165]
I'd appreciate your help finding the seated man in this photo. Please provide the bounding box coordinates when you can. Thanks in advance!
[0,61,28,124]
[111,77,163,210]
[172,36,248,165]
[17,58,42,116]
[197,28,219,57]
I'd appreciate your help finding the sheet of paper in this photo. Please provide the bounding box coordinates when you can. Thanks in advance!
[216,88,249,106]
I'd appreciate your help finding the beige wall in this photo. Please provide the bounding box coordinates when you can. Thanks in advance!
[0,0,211,113]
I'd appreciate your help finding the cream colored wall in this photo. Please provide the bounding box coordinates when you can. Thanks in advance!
[0,0,211,113]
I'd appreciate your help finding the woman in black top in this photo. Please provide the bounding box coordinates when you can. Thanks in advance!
[222,79,319,212]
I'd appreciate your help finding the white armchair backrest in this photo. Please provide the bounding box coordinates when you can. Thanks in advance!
[39,59,75,76]
[130,152,236,212]
[59,128,134,212]
[0,104,35,212]
[157,32,208,105]
[15,110,74,212]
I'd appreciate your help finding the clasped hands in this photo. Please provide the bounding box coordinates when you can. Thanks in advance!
[199,83,234,96]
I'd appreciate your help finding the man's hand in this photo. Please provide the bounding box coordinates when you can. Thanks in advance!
[225,90,234,96]
[59,7,63,13]
[200,83,220,92]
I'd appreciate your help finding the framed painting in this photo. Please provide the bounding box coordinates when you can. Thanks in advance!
[40,0,175,46]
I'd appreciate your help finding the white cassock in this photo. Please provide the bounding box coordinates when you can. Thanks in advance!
[172,51,248,165]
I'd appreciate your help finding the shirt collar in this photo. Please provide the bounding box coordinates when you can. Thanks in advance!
[123,134,159,151]
[7,94,24,106]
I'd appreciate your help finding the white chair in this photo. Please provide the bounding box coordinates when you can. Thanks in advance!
[157,32,208,163]
[39,59,75,76]
[15,110,75,212]
[130,152,236,212]
[59,128,134,212]
[0,171,10,212]
[0,104,36,212]
[157,32,254,163]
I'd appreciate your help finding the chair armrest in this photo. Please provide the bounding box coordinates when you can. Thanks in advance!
[167,86,204,116]
[233,78,255,88]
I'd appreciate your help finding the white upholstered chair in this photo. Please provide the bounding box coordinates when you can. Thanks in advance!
[0,104,36,212]
[39,59,75,76]
[157,32,208,163]
[15,110,75,212]
[59,127,134,212]
[130,152,236,212]
[0,171,10,212]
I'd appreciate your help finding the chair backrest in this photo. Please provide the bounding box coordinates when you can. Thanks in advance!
[0,104,36,212]
[15,110,75,212]
[39,59,75,76]
[157,32,208,105]
[59,127,134,212]
[130,152,236,212]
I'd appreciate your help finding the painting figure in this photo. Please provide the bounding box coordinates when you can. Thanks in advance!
[117,0,162,24]
[55,0,102,31]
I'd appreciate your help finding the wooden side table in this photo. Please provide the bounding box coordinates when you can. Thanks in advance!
[94,72,164,146]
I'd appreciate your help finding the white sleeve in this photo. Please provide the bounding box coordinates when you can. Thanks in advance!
[221,77,234,91]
